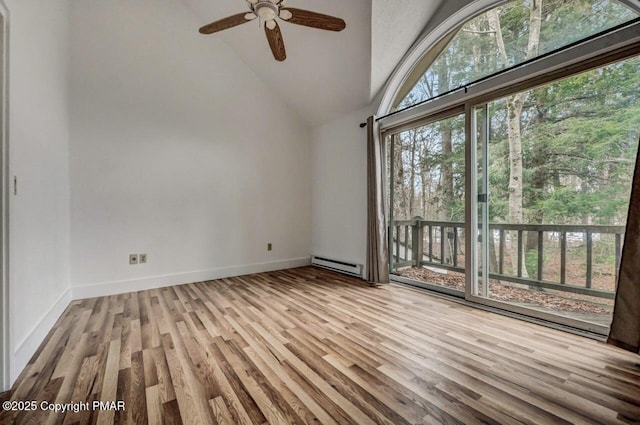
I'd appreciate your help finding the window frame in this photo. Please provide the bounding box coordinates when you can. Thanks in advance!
[379,16,640,335]
[379,19,640,132]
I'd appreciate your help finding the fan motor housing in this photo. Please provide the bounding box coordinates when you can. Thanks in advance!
[253,2,279,22]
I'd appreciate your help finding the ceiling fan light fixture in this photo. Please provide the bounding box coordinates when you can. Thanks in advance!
[200,1,346,61]
[279,9,292,20]
[254,2,278,22]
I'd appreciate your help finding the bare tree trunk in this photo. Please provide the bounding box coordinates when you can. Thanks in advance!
[527,0,543,57]
[507,93,528,277]
[468,19,484,75]
[421,162,428,217]
[394,137,407,219]
[488,232,499,273]
[488,1,542,277]
[441,125,454,264]
[487,10,507,65]
[409,130,417,218]
[419,131,429,218]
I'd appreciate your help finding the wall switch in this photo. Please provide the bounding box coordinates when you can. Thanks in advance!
[139,253,147,264]
[129,254,138,265]
[267,243,272,251]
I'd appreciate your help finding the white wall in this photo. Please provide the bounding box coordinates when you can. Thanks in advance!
[69,0,311,297]
[311,105,375,268]
[311,1,477,273]
[6,0,72,383]
[370,0,441,99]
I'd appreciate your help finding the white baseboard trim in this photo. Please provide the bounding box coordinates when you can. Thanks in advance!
[72,257,312,300]
[11,287,72,385]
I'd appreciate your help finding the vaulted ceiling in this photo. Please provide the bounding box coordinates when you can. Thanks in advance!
[179,0,444,126]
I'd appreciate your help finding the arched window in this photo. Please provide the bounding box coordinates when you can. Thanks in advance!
[393,0,639,111]
[378,0,640,334]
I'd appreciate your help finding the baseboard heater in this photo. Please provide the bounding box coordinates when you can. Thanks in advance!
[311,256,363,278]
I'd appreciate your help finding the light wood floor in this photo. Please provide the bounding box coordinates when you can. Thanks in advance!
[1,266,639,425]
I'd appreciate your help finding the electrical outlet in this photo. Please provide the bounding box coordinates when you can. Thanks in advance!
[267,243,272,251]
[129,254,138,265]
[139,253,147,264]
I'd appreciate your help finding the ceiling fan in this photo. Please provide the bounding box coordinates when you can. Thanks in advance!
[199,0,346,62]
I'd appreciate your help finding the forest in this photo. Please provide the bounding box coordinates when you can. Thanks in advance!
[387,0,640,293]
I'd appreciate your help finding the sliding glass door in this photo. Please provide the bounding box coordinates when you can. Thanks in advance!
[471,57,640,332]
[385,55,640,334]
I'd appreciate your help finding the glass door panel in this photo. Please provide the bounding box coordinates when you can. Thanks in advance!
[386,113,466,295]
[472,57,640,331]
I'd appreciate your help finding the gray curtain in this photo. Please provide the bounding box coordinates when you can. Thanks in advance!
[608,137,640,353]
[366,116,390,284]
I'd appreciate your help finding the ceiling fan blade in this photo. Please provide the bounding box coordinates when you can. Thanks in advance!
[279,8,346,32]
[199,13,254,34]
[265,21,286,62]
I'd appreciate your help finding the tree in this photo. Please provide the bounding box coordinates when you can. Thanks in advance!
[388,0,640,285]
[489,1,542,277]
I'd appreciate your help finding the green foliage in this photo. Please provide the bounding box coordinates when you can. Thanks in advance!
[389,0,640,233]
[484,56,640,226]
[396,0,638,110]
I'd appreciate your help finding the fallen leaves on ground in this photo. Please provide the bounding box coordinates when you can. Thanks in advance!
[398,267,612,317]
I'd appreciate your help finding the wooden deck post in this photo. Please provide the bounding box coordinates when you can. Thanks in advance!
[412,217,424,267]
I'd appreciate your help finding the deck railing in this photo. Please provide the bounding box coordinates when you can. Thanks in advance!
[390,219,624,299]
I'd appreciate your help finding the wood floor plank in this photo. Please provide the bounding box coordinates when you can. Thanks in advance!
[3,266,640,424]
[130,350,148,425]
[209,396,234,425]
[208,338,266,425]
[243,345,334,425]
[145,385,164,425]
